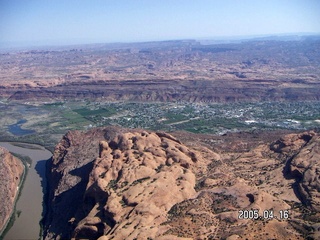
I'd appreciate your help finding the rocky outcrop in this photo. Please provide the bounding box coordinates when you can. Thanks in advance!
[288,134,320,211]
[43,128,320,239]
[75,131,202,240]
[0,147,24,234]
[269,131,320,210]
[43,127,203,239]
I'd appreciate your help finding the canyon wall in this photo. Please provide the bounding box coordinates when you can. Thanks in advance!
[0,147,24,234]
[3,79,320,103]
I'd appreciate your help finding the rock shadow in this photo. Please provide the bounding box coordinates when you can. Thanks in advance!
[282,154,311,207]
[35,159,50,222]
[42,160,95,239]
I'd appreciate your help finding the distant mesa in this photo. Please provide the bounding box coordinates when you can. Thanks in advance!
[0,38,320,103]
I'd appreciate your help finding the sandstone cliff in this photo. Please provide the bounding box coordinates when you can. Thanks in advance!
[43,128,320,239]
[0,146,24,235]
[5,79,320,103]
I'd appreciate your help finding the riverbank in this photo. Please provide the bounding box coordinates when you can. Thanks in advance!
[0,137,54,154]
[0,142,52,240]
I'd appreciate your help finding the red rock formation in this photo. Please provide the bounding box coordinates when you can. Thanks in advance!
[0,147,24,234]
[43,127,203,239]
[43,128,320,239]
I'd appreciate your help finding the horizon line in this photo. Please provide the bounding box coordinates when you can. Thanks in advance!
[1,32,320,51]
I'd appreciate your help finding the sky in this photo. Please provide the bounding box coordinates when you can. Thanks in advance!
[0,0,320,47]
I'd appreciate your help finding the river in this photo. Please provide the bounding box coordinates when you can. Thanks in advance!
[8,120,36,136]
[0,142,52,240]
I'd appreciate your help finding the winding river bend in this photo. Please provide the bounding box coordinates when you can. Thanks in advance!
[0,142,52,240]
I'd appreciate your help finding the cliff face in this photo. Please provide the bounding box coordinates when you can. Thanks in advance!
[43,128,320,240]
[273,132,320,211]
[5,79,320,102]
[44,129,107,239]
[0,147,24,234]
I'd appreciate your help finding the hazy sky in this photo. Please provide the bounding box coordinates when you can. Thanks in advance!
[1,0,319,46]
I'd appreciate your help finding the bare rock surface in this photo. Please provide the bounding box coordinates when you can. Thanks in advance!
[289,133,320,210]
[163,130,319,239]
[76,131,202,240]
[43,128,320,239]
[0,146,24,234]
